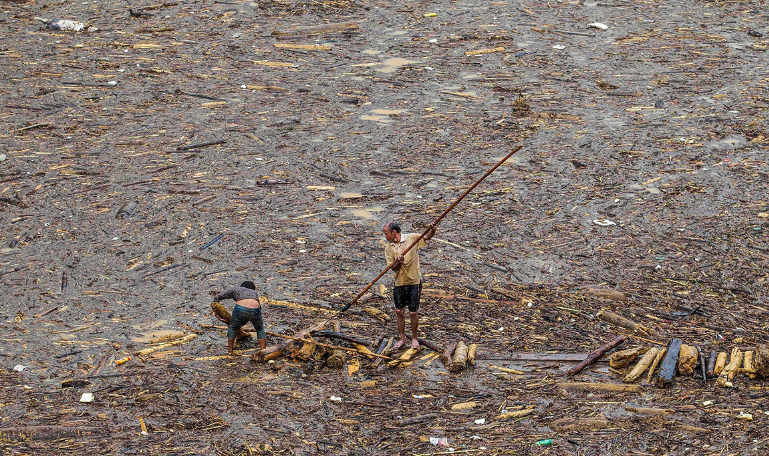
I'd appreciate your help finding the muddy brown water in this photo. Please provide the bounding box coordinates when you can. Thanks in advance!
[1,0,767,454]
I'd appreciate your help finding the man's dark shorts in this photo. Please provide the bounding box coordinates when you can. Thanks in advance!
[393,282,422,313]
[228,304,266,339]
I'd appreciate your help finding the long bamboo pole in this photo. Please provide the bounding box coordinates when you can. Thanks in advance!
[339,145,523,315]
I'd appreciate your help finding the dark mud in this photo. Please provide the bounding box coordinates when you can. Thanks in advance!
[1,0,768,454]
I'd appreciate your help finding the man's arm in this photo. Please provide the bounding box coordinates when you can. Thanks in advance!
[213,288,235,303]
[424,224,437,241]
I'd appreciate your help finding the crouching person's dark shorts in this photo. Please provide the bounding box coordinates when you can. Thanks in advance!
[228,305,266,339]
[393,282,422,313]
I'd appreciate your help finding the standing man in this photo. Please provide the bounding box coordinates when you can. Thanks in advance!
[382,221,437,349]
[213,280,267,355]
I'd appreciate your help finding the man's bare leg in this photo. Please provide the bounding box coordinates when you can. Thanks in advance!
[409,311,420,349]
[227,338,235,355]
[258,338,267,350]
[394,308,407,349]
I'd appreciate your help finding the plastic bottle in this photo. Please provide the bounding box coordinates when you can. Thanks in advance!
[535,439,552,446]
[115,356,131,365]
[48,19,85,32]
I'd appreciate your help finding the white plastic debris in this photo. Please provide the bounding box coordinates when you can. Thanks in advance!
[474,418,486,425]
[552,45,566,50]
[107,81,118,86]
[49,19,85,32]
[587,22,608,30]
[80,393,94,403]
[702,400,713,406]
[330,396,342,402]
[593,219,616,226]
[0,153,6,162]
[429,437,448,446]
[13,365,26,372]
[429,39,438,43]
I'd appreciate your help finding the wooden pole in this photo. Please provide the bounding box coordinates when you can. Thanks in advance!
[567,335,626,376]
[339,145,523,315]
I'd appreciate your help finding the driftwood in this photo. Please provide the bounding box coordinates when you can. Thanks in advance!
[398,413,437,427]
[497,405,536,420]
[559,382,642,393]
[743,351,756,379]
[352,343,376,359]
[646,347,667,384]
[467,343,478,365]
[296,337,316,361]
[706,351,718,378]
[716,348,743,387]
[264,332,392,360]
[449,341,469,372]
[372,337,394,368]
[441,341,458,367]
[0,426,97,441]
[656,338,682,388]
[624,347,659,383]
[586,288,627,301]
[677,344,698,375]
[597,309,652,336]
[610,347,646,369]
[755,344,769,377]
[133,334,196,357]
[272,21,359,37]
[310,330,371,347]
[387,347,419,368]
[210,302,249,339]
[714,352,728,376]
[567,335,626,376]
[252,343,287,363]
[417,338,444,354]
[363,307,389,322]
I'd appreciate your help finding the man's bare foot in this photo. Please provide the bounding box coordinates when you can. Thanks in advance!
[410,339,420,349]
[393,340,406,350]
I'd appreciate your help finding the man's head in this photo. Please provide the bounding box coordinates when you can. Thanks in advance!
[383,221,401,242]
[240,281,256,290]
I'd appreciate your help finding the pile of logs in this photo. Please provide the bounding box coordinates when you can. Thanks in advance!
[441,340,478,373]
[610,339,768,388]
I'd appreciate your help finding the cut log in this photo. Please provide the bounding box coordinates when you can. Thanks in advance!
[624,347,659,383]
[327,349,346,369]
[755,344,769,377]
[372,337,394,368]
[251,343,287,363]
[467,343,478,365]
[352,343,376,359]
[714,352,728,376]
[296,337,316,361]
[210,302,249,339]
[559,382,642,393]
[363,307,389,322]
[0,426,96,441]
[497,405,536,420]
[677,344,698,376]
[587,288,627,301]
[624,406,674,415]
[743,351,756,379]
[449,341,469,372]
[596,309,652,336]
[655,338,682,388]
[706,351,718,378]
[441,341,458,367]
[567,335,626,376]
[610,347,646,369]
[716,348,743,387]
[646,347,667,384]
[387,347,420,368]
